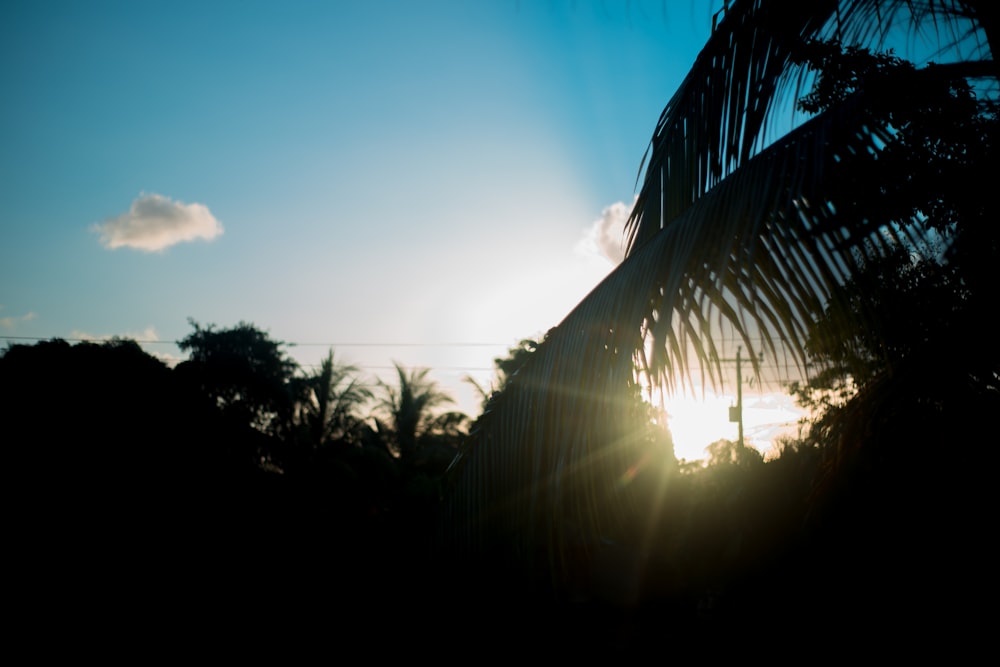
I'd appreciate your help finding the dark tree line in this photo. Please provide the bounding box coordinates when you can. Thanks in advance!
[0,323,472,647]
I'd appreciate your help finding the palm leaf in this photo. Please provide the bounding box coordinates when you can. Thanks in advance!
[627,0,994,388]
[445,0,997,580]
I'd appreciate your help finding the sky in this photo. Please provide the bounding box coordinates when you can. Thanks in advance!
[0,0,806,460]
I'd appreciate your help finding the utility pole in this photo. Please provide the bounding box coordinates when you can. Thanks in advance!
[735,347,744,448]
[726,348,744,447]
[724,346,760,448]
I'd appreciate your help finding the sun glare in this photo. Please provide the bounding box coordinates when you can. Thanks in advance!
[662,391,807,462]
[664,394,738,461]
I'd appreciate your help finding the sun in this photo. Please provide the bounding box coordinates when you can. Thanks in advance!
[660,391,809,462]
[662,393,740,462]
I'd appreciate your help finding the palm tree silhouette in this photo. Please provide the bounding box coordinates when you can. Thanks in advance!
[298,349,372,447]
[447,0,998,580]
[376,362,455,461]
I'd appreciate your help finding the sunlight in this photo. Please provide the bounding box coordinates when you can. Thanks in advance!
[664,393,738,461]
[662,391,807,462]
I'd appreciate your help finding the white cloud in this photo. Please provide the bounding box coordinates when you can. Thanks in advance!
[70,325,160,343]
[69,326,181,365]
[575,195,636,266]
[92,193,223,252]
[0,308,37,330]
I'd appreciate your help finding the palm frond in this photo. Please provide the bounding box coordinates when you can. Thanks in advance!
[629,0,995,385]
[445,0,997,582]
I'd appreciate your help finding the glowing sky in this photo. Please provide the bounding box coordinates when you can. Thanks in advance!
[0,1,803,458]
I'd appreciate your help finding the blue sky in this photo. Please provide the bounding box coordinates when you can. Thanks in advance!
[2,1,798,457]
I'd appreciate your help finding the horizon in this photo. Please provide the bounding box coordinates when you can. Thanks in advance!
[0,325,807,462]
[1,1,805,460]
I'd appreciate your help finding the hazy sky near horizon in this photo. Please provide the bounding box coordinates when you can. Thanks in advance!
[2,1,799,456]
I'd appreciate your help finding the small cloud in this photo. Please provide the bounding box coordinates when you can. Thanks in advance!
[0,308,37,330]
[575,196,636,266]
[70,326,180,365]
[92,193,223,252]
[70,325,160,343]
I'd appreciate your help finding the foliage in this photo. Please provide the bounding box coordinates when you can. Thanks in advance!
[785,40,1000,452]
[446,328,678,586]
[295,349,372,448]
[4,330,986,652]
[176,319,300,468]
[622,1,996,390]
[374,362,464,460]
[704,438,764,468]
[0,336,252,618]
[444,0,998,593]
[465,335,545,409]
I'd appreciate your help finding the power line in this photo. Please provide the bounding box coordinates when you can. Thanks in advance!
[0,335,183,345]
[288,341,510,348]
[0,335,511,348]
[306,364,495,373]
[0,335,501,373]
[0,334,811,383]
[0,334,807,369]
[1,333,803,351]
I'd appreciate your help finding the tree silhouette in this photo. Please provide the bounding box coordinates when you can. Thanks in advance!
[704,438,764,468]
[465,334,550,410]
[0,336,246,630]
[295,348,372,448]
[374,362,460,461]
[175,319,299,468]
[785,40,999,440]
